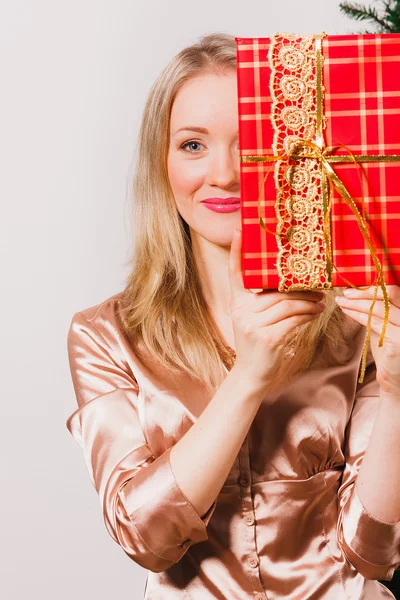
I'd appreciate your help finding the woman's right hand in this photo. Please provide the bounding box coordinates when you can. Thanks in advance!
[228,228,326,393]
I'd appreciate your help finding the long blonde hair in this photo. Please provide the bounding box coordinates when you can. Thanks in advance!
[119,32,353,392]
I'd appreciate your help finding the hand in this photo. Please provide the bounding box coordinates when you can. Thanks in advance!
[228,229,326,394]
[335,285,400,396]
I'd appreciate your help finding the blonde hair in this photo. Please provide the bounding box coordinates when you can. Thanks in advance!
[119,32,353,392]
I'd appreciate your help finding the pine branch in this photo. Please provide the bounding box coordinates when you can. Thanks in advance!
[339,2,393,32]
[381,0,400,32]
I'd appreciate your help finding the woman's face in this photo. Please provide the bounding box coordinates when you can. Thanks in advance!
[167,71,241,247]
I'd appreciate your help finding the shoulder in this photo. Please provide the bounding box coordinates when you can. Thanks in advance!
[73,291,123,324]
[69,291,124,344]
[67,291,131,378]
[67,291,141,407]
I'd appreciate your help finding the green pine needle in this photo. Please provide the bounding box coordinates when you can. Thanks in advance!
[339,1,400,33]
[382,0,400,29]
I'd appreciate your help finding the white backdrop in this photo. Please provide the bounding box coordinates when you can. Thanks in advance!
[1,1,371,598]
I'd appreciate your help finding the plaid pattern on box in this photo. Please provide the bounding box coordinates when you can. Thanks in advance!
[236,34,400,290]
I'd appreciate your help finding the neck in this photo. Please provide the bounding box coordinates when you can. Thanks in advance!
[190,230,232,317]
[190,229,236,350]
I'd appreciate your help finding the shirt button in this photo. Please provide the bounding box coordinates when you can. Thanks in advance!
[245,513,254,526]
[255,594,265,599]
[249,556,259,568]
[238,473,250,487]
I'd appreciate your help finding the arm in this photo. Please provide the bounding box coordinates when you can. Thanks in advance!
[336,349,400,581]
[66,311,265,573]
[170,361,266,521]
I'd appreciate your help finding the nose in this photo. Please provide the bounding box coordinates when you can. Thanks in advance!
[206,145,240,190]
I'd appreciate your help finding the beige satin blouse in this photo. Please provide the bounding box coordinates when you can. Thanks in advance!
[66,292,400,600]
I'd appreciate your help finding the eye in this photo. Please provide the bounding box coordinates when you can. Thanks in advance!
[180,140,205,153]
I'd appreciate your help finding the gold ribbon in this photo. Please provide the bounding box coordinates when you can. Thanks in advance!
[240,33,400,383]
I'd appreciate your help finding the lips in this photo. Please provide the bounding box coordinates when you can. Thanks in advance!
[201,197,240,205]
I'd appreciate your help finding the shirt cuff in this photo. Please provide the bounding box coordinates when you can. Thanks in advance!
[117,445,218,565]
[338,483,400,580]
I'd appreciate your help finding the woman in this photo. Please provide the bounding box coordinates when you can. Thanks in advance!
[66,33,400,599]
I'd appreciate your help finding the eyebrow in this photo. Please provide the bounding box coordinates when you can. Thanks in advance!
[174,126,209,135]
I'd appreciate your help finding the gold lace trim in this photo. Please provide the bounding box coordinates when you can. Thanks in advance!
[268,33,331,291]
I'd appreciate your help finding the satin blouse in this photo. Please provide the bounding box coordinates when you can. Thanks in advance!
[66,292,400,600]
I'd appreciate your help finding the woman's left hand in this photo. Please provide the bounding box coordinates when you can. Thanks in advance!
[335,285,400,396]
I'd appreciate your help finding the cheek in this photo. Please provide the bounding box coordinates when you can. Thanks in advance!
[168,157,205,198]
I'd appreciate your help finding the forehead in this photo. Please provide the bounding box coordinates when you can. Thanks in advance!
[170,72,238,133]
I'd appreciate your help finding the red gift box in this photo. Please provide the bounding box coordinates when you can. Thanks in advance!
[235,33,400,291]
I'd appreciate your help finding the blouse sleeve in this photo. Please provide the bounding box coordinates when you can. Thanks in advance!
[336,346,400,581]
[65,311,217,573]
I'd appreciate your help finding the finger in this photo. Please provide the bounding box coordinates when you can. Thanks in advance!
[339,306,396,338]
[251,289,327,312]
[229,229,250,296]
[268,312,322,344]
[336,297,400,326]
[343,284,400,305]
[255,298,326,326]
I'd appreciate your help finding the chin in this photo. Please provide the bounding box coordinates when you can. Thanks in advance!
[190,221,239,247]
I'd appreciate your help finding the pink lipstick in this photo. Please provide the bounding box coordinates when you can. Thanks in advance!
[201,197,241,213]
